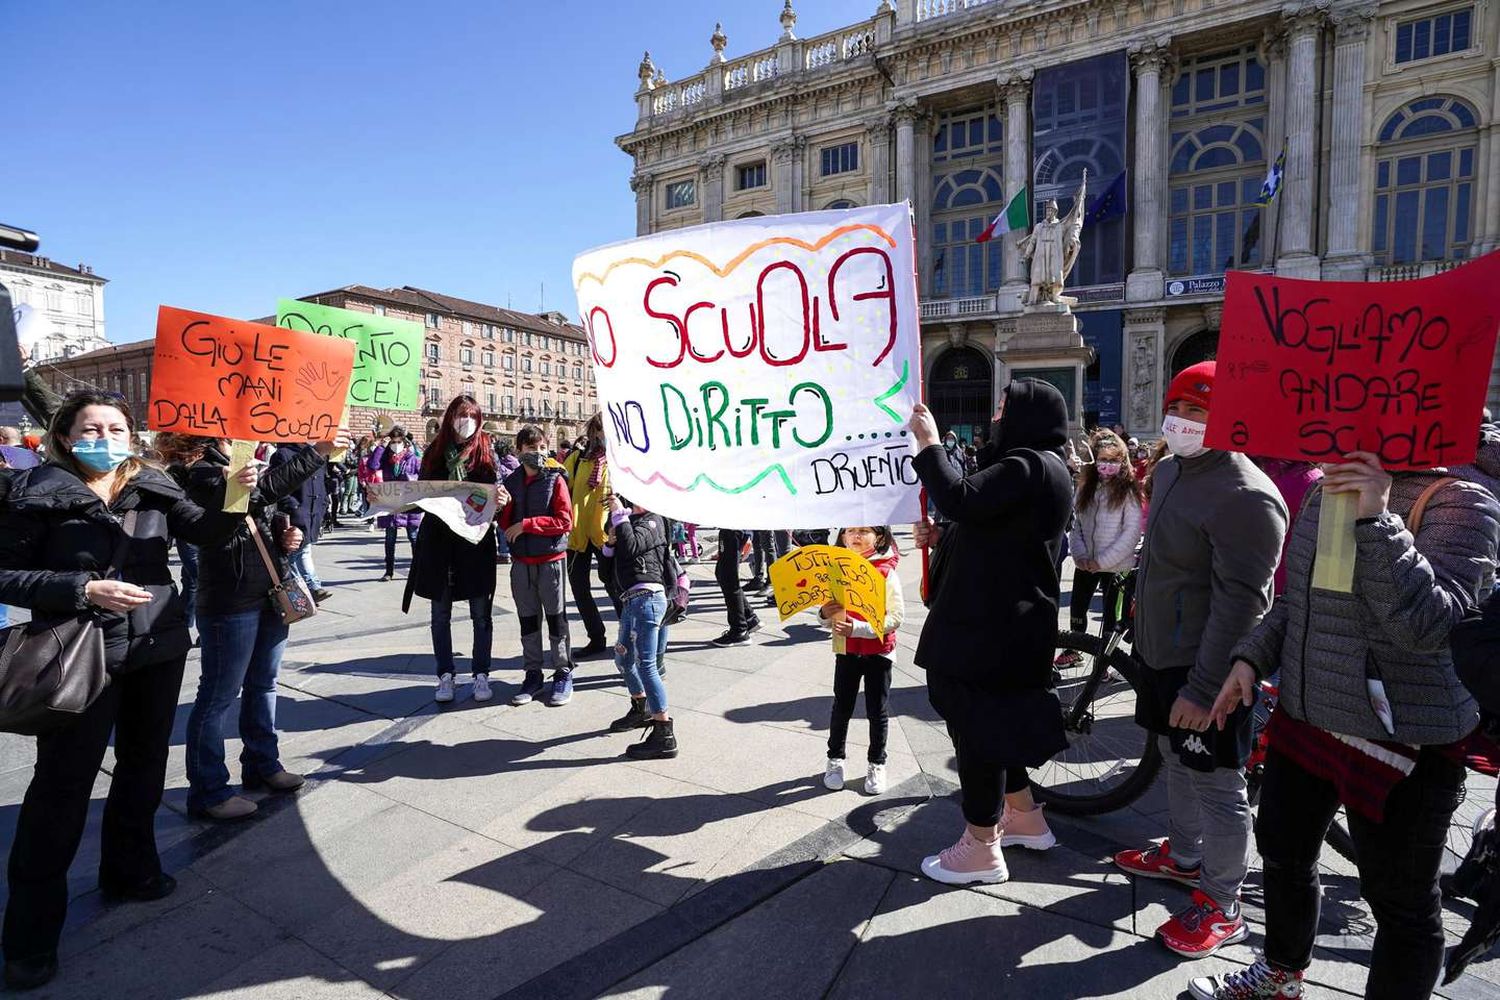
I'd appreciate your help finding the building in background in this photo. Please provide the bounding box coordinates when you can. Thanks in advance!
[0,251,108,362]
[273,285,599,446]
[619,0,1498,437]
[29,339,153,434]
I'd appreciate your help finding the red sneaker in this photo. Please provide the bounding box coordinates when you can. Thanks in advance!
[1112,839,1202,887]
[1053,649,1083,667]
[1158,890,1249,958]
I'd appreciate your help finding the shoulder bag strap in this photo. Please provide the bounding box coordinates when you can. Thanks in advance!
[103,510,138,579]
[1407,476,1460,535]
[245,514,284,581]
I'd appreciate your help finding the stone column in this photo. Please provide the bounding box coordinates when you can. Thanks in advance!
[629,171,654,236]
[773,139,798,214]
[790,136,808,214]
[914,111,935,294]
[1481,115,1500,254]
[1261,29,1289,263]
[1324,4,1375,279]
[892,100,918,206]
[999,71,1033,300]
[700,155,726,223]
[867,119,892,204]
[1278,4,1326,277]
[1123,308,1166,437]
[1127,41,1172,301]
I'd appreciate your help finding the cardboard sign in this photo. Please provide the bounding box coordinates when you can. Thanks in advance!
[149,306,356,443]
[365,481,507,544]
[275,300,423,411]
[572,204,923,530]
[222,439,258,513]
[1205,253,1500,470]
[768,544,887,643]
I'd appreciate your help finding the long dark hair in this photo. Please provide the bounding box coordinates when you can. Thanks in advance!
[1075,430,1144,511]
[420,395,495,481]
[43,391,149,497]
[836,525,898,556]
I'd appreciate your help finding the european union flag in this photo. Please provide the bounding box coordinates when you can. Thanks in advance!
[1084,170,1128,225]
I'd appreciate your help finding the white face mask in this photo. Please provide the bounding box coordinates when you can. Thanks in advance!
[1161,415,1208,459]
[453,418,477,441]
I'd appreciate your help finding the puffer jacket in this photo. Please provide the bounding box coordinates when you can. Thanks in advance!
[1067,492,1143,574]
[0,463,240,672]
[1234,475,1500,745]
[1451,421,1500,500]
[368,444,422,530]
[611,510,668,594]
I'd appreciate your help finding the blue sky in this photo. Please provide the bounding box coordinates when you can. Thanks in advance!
[7,1,877,342]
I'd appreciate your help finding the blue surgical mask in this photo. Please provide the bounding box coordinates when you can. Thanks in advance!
[71,437,134,473]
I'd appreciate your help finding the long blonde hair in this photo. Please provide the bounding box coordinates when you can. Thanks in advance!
[43,391,151,501]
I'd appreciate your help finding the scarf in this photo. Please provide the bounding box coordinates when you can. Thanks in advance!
[587,442,607,490]
[446,445,467,482]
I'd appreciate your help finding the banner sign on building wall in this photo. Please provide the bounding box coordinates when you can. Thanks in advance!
[275,299,423,411]
[148,306,356,442]
[571,204,923,529]
[1204,252,1500,470]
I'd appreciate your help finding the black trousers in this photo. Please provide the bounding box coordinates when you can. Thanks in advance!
[3,654,188,960]
[567,542,620,644]
[1256,746,1463,999]
[948,724,1031,827]
[827,654,892,765]
[749,530,790,579]
[1069,569,1130,635]
[716,529,753,632]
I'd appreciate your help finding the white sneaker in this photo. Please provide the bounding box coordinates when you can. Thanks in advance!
[823,758,846,791]
[865,763,888,795]
[435,672,455,703]
[472,674,493,702]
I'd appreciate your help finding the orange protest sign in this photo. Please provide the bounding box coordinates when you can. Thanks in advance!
[148,306,356,442]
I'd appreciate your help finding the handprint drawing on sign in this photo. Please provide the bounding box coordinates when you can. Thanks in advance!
[295,361,347,402]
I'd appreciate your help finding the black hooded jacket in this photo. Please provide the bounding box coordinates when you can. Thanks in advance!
[913,378,1074,689]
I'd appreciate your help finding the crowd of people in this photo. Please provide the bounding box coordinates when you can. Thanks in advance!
[3,350,1500,999]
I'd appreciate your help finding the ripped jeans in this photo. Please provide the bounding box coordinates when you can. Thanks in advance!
[615,588,668,716]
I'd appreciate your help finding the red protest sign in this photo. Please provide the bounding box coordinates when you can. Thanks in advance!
[1205,252,1500,471]
[148,306,356,442]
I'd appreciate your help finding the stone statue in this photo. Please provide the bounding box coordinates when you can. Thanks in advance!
[1017,169,1088,308]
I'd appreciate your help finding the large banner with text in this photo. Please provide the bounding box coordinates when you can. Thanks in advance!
[148,306,356,442]
[1204,252,1500,470]
[571,204,923,529]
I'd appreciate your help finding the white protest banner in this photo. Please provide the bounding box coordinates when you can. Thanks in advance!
[572,204,923,530]
[366,482,506,544]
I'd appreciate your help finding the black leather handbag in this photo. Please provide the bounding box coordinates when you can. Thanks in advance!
[0,511,134,735]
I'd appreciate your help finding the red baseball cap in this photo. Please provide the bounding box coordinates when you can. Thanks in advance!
[1164,361,1215,412]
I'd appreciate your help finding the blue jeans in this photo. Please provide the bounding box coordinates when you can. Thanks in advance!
[186,609,290,810]
[177,540,199,630]
[289,538,322,590]
[432,595,493,677]
[615,590,668,715]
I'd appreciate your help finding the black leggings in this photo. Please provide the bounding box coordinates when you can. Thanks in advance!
[1069,569,1134,636]
[827,654,892,765]
[949,725,1030,827]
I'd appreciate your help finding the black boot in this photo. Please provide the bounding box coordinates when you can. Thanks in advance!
[626,719,678,760]
[4,954,58,991]
[610,698,650,733]
[99,872,177,903]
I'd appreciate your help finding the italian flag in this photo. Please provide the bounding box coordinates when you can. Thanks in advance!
[976,187,1029,243]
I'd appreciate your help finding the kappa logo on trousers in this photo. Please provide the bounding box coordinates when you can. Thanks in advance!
[1181,734,1210,757]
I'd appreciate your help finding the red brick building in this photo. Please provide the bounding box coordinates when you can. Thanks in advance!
[30,338,154,433]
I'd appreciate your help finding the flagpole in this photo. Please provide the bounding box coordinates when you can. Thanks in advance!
[1269,137,1287,269]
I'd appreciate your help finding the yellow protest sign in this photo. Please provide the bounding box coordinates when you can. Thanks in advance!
[222,440,257,513]
[768,545,887,644]
[1311,489,1357,593]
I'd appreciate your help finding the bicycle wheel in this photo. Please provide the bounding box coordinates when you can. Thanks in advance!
[1032,630,1163,816]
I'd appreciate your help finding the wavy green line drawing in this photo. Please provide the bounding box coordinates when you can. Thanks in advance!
[873,360,910,422]
[687,464,798,496]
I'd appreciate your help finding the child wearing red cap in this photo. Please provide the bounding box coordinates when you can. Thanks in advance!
[1112,360,1289,961]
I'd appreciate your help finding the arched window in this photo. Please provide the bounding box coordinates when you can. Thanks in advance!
[1372,95,1478,264]
[930,106,1005,299]
[929,346,994,445]
[736,210,766,219]
[1168,46,1267,277]
[825,199,858,210]
[1171,328,1219,374]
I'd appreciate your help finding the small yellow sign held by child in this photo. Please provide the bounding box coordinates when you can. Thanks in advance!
[222,440,258,513]
[768,544,887,645]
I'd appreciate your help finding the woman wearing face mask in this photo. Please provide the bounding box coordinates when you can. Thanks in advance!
[1058,430,1144,657]
[156,429,348,822]
[908,380,1074,885]
[368,429,422,581]
[407,396,502,705]
[0,393,261,991]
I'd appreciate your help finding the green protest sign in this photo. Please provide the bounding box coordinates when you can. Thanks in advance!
[276,299,423,410]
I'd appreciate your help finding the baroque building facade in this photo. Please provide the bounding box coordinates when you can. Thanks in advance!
[618,0,1499,441]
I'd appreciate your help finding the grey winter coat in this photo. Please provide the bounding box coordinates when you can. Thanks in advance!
[1234,476,1500,745]
[1135,450,1287,709]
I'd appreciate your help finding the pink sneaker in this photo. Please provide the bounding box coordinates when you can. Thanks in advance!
[921,827,1009,885]
[999,804,1057,851]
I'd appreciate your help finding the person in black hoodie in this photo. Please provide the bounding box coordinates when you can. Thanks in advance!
[909,379,1074,886]
[157,430,346,823]
[0,392,259,992]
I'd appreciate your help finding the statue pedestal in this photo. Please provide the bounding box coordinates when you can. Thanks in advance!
[1000,308,1096,435]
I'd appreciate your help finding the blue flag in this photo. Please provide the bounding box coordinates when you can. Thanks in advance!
[1257,148,1286,205]
[1084,170,1129,225]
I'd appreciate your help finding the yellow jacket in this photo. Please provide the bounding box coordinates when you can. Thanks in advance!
[564,450,611,551]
